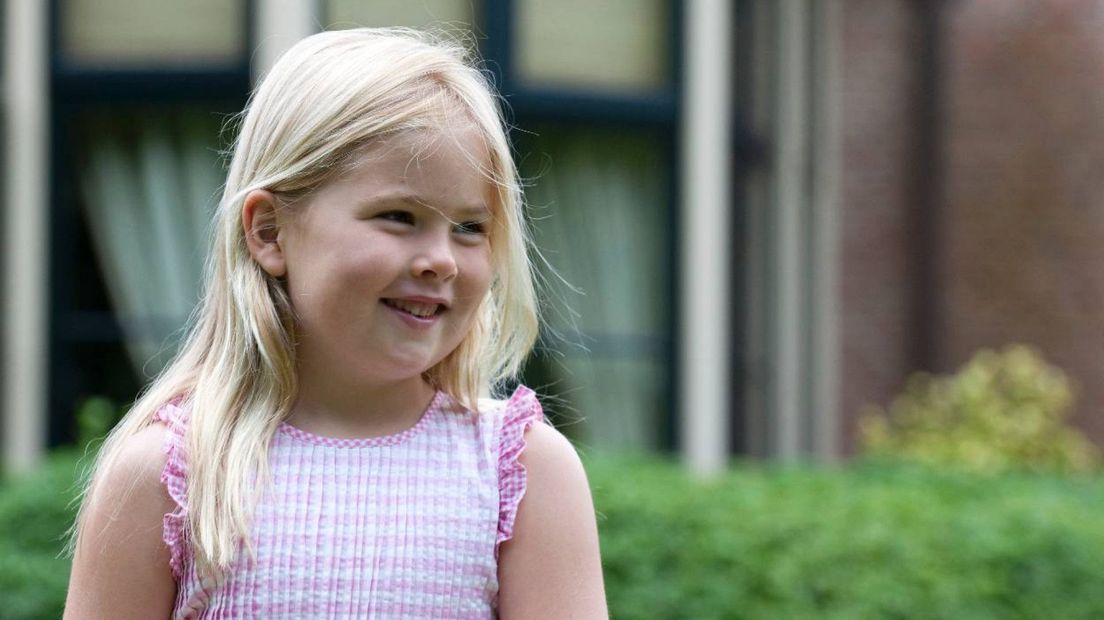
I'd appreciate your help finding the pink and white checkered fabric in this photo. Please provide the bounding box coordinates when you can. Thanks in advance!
[152,385,545,619]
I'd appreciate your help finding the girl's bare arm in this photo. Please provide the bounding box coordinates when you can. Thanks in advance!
[497,423,609,618]
[65,424,177,619]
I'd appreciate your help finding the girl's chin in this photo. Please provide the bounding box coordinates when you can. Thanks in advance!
[357,356,444,383]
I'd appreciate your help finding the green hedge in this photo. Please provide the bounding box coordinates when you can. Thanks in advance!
[586,452,1104,619]
[0,449,81,620]
[4,449,1104,619]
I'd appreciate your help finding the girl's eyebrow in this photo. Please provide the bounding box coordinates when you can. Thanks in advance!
[365,191,489,218]
[451,205,492,220]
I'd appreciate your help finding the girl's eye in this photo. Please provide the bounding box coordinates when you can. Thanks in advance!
[454,220,487,235]
[378,210,415,225]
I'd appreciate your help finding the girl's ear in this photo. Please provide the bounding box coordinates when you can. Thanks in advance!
[242,189,288,278]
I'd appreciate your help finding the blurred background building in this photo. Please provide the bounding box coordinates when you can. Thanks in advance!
[3,0,1102,473]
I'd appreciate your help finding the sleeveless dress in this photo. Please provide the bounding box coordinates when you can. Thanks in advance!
[152,386,546,619]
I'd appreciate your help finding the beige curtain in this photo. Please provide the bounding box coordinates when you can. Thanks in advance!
[523,127,671,450]
[78,108,224,376]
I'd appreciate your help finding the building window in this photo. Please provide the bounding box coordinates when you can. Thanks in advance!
[60,0,246,67]
[514,0,670,93]
[519,126,673,449]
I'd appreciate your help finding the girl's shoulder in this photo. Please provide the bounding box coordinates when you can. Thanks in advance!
[80,406,180,531]
[486,389,605,615]
[102,420,173,491]
[494,417,605,615]
[67,420,179,617]
[477,385,568,560]
[74,412,178,568]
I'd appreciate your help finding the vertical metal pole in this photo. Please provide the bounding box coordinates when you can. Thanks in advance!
[680,0,733,476]
[253,0,320,83]
[3,0,50,472]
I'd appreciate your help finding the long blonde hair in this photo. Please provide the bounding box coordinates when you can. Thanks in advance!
[71,27,539,575]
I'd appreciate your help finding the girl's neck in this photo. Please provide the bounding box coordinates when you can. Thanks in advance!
[287,367,437,439]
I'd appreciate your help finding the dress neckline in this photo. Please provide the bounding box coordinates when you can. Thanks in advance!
[276,390,447,448]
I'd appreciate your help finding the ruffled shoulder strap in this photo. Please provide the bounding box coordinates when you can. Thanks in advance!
[495,385,547,560]
[151,401,189,579]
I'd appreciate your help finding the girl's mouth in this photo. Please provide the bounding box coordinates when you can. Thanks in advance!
[381,298,445,318]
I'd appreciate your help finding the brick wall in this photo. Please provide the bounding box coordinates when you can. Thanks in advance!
[836,0,1104,451]
[838,0,922,453]
[940,0,1104,441]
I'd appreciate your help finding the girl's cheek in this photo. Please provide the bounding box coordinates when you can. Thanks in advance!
[463,245,492,274]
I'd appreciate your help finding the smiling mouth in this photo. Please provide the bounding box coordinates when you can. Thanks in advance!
[381,299,445,318]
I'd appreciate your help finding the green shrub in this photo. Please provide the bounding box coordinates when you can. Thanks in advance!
[0,394,120,620]
[0,449,81,620]
[74,396,124,450]
[860,345,1099,474]
[586,451,1104,619]
[6,445,1104,618]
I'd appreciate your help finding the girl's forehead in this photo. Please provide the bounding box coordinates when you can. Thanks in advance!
[371,122,490,166]
[325,124,497,210]
[389,122,487,167]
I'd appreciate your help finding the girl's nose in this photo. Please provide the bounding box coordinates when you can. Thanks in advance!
[410,234,458,281]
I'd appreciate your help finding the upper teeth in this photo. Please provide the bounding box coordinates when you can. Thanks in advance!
[388,299,439,317]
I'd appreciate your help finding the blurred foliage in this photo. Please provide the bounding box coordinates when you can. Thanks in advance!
[587,451,1104,619]
[0,395,124,620]
[5,386,1104,618]
[74,395,126,449]
[0,448,80,620]
[4,448,1104,618]
[860,345,1099,474]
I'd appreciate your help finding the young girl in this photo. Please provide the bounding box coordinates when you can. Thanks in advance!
[65,28,607,619]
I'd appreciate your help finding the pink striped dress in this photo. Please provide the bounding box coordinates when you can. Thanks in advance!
[151,386,546,619]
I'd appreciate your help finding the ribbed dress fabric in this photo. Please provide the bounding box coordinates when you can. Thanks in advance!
[152,385,545,619]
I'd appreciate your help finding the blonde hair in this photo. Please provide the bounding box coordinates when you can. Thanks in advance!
[70,27,539,575]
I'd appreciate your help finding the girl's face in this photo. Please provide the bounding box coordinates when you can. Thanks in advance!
[278,125,495,388]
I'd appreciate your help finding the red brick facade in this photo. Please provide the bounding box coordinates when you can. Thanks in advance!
[838,0,1104,450]
[839,0,923,453]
